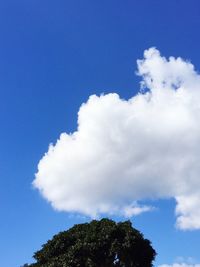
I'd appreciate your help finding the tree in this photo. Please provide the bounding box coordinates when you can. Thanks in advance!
[26,218,156,267]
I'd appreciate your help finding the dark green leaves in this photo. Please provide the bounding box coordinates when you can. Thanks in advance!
[26,218,156,267]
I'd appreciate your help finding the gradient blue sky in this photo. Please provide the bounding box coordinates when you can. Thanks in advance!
[1,1,200,267]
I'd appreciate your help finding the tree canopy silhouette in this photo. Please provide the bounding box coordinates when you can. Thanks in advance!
[25,218,156,267]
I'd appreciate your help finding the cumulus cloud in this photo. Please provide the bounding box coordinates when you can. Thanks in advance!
[158,264,200,267]
[159,257,200,267]
[34,48,200,230]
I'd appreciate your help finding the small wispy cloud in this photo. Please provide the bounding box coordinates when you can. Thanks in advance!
[34,48,200,230]
[159,263,200,267]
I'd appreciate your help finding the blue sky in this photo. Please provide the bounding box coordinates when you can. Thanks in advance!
[1,1,200,267]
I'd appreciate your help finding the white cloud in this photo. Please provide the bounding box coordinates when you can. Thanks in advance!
[158,264,200,267]
[159,257,200,267]
[34,48,200,230]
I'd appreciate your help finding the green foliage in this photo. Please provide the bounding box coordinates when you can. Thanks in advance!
[26,218,156,267]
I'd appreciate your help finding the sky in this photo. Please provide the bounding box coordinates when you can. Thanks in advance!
[1,1,200,267]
